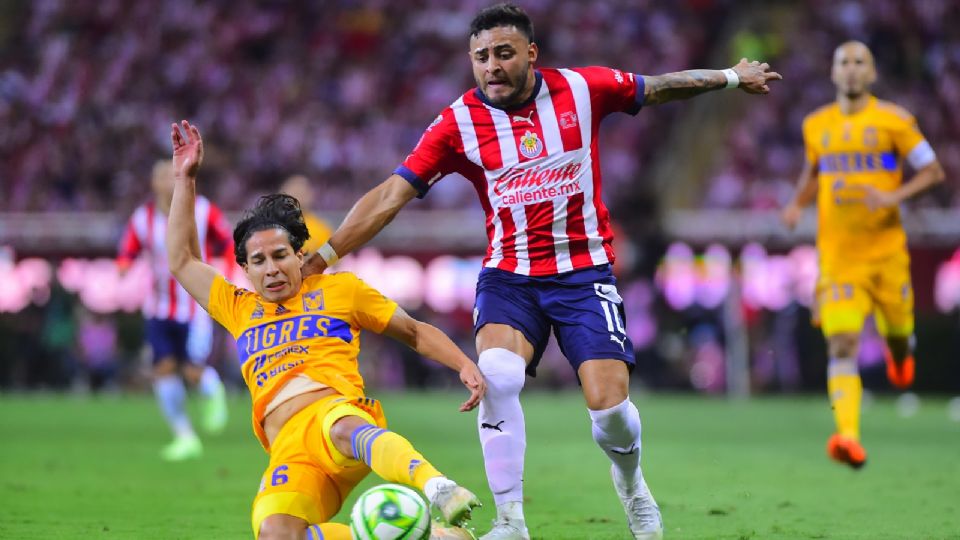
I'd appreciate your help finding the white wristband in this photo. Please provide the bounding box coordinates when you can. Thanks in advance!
[722,68,739,89]
[316,242,340,266]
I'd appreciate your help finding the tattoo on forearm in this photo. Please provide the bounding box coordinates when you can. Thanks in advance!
[643,70,725,105]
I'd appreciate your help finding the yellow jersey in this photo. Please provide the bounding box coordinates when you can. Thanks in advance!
[302,211,334,253]
[207,272,398,449]
[802,96,930,269]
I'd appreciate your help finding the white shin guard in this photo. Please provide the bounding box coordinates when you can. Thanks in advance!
[477,348,528,510]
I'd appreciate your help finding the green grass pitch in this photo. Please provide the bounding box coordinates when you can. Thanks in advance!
[1,392,958,539]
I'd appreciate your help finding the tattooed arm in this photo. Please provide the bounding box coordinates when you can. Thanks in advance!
[642,58,782,106]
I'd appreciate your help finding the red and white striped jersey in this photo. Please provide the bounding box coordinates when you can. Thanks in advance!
[396,67,644,276]
[117,195,233,322]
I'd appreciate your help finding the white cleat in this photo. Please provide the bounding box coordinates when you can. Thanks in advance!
[479,518,530,540]
[430,484,482,526]
[612,465,663,540]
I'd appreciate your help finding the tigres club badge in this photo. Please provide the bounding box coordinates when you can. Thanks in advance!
[518,131,543,159]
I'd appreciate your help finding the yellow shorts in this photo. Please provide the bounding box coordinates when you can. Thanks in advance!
[250,394,387,537]
[816,252,914,338]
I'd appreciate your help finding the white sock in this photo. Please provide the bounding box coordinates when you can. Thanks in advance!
[589,397,643,489]
[196,366,224,398]
[477,348,527,515]
[153,374,194,438]
[423,476,456,503]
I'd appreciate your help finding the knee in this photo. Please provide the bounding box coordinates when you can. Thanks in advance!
[153,358,178,377]
[257,515,304,540]
[828,334,859,359]
[478,348,526,398]
[327,415,369,459]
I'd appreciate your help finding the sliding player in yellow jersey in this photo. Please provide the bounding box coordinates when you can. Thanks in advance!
[782,42,944,469]
[166,120,485,540]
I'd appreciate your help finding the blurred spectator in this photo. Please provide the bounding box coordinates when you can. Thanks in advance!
[0,1,724,214]
[76,308,119,393]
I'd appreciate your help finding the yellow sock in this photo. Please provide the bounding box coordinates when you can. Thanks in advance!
[306,523,350,540]
[827,358,862,439]
[351,425,442,491]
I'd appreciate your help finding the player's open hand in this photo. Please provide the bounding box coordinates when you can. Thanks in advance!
[863,185,899,211]
[458,362,486,412]
[781,201,803,230]
[732,58,782,94]
[171,120,204,179]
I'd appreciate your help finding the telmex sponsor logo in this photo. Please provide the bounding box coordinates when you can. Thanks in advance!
[493,163,582,196]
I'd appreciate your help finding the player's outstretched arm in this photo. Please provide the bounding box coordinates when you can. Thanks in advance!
[782,159,818,230]
[167,120,221,310]
[382,307,486,412]
[642,58,782,106]
[302,174,418,276]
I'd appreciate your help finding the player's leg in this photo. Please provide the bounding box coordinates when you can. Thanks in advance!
[818,275,870,468]
[183,314,228,433]
[324,402,480,528]
[875,254,916,389]
[147,319,201,461]
[549,275,661,540]
[253,398,360,540]
[472,269,549,540]
[257,514,350,540]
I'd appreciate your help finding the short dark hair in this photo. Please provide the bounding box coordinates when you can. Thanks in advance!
[233,194,310,265]
[469,3,534,43]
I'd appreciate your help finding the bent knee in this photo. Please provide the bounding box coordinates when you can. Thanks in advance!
[828,334,859,359]
[258,514,306,540]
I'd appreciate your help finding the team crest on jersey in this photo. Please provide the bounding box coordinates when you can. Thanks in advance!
[303,290,324,312]
[821,130,830,149]
[275,304,289,315]
[559,111,578,130]
[862,126,878,147]
[518,131,543,159]
[251,302,264,320]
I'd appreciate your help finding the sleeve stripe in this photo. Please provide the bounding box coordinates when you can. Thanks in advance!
[393,165,430,198]
[631,73,645,113]
[906,140,936,170]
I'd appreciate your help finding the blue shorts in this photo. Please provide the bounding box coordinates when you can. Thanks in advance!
[145,317,211,365]
[473,264,635,377]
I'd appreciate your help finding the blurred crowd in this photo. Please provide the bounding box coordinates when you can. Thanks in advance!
[703,0,960,210]
[1,0,723,215]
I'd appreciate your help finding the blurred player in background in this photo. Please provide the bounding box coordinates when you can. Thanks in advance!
[305,4,780,538]
[117,160,233,461]
[280,174,333,252]
[782,41,944,469]
[166,120,485,540]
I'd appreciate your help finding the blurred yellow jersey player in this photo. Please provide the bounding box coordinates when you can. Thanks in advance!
[782,42,944,470]
[281,174,334,253]
[165,120,485,540]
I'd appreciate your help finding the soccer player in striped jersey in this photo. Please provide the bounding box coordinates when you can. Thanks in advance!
[117,160,233,461]
[305,4,780,539]
[782,41,944,469]
[166,120,485,540]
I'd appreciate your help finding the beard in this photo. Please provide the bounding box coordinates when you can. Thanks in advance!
[479,65,531,107]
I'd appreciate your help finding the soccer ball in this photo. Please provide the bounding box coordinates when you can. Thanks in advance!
[350,483,431,540]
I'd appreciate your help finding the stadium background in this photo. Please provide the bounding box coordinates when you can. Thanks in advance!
[1,1,960,538]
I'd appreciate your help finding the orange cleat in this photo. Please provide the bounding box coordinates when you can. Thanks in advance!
[827,434,867,470]
[884,350,915,390]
